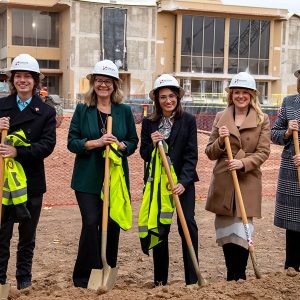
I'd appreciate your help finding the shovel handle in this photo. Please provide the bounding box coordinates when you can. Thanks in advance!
[224,136,261,279]
[102,116,112,232]
[292,130,300,184]
[0,129,8,226]
[157,141,206,286]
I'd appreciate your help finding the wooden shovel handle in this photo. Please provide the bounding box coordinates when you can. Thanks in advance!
[102,116,112,232]
[0,129,8,225]
[224,136,261,279]
[157,141,206,286]
[292,130,300,184]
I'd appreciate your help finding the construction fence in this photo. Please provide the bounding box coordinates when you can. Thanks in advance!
[43,103,282,207]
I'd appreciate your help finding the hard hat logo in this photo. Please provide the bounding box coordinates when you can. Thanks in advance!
[149,74,185,100]
[226,72,256,91]
[86,59,119,80]
[9,53,43,78]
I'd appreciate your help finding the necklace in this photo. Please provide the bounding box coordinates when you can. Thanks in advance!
[98,110,108,134]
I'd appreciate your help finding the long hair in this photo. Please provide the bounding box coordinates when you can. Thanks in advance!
[226,88,264,125]
[84,75,123,106]
[9,71,40,96]
[150,86,183,121]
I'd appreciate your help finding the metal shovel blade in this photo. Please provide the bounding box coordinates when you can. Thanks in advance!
[87,265,118,291]
[0,283,10,300]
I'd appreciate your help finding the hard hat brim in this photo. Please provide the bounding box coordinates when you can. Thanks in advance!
[6,70,44,80]
[149,86,185,100]
[225,86,257,93]
[86,73,119,81]
[294,70,300,78]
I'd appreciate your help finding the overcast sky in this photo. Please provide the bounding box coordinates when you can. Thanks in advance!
[222,0,300,13]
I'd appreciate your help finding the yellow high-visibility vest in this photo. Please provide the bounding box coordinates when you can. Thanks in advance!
[2,130,30,206]
[138,142,177,253]
[102,143,132,231]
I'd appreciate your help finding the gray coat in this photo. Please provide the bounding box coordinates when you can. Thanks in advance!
[271,94,300,232]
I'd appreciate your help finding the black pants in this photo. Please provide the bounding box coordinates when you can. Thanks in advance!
[0,195,43,285]
[222,243,249,281]
[285,229,300,271]
[153,185,198,286]
[73,191,120,288]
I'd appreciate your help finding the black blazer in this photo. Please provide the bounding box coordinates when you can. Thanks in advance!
[0,94,56,196]
[140,111,199,188]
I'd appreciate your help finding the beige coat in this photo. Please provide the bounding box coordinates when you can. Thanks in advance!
[205,105,271,218]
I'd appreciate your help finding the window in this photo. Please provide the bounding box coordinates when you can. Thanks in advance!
[0,11,7,48]
[12,9,59,47]
[100,7,127,70]
[181,15,225,73]
[37,60,59,69]
[228,19,270,75]
[43,75,59,95]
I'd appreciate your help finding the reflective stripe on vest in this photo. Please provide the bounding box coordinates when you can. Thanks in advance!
[2,130,30,206]
[138,141,177,250]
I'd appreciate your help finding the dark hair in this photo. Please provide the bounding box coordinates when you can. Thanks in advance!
[9,71,41,96]
[150,86,183,121]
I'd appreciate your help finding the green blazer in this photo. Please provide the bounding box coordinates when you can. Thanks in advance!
[67,103,138,194]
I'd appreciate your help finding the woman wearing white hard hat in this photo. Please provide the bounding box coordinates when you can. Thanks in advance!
[271,66,300,272]
[0,53,56,289]
[140,74,199,286]
[68,59,138,288]
[205,72,270,281]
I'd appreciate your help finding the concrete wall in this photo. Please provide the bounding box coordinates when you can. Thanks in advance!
[70,1,156,99]
[281,15,300,95]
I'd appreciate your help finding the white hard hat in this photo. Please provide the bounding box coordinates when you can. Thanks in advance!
[294,65,300,78]
[86,59,119,80]
[226,72,256,92]
[10,54,41,74]
[149,74,185,100]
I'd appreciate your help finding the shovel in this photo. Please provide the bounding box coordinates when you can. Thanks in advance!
[292,130,300,184]
[88,116,118,291]
[0,129,10,299]
[157,141,206,286]
[224,136,262,279]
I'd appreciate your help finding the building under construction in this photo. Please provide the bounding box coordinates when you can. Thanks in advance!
[0,0,299,105]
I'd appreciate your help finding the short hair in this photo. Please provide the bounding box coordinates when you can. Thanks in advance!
[9,71,40,96]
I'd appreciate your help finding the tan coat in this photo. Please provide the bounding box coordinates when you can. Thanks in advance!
[205,105,271,218]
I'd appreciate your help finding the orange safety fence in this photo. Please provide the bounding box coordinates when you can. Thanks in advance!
[43,112,281,206]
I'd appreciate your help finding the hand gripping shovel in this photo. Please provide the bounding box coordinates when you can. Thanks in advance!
[224,136,262,279]
[157,141,206,286]
[0,129,10,299]
[88,116,118,291]
[292,130,300,184]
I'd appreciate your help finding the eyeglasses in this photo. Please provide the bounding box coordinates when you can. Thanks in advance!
[94,79,113,87]
[159,94,177,102]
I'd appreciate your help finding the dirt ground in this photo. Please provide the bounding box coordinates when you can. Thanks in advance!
[4,117,300,299]
[6,200,300,300]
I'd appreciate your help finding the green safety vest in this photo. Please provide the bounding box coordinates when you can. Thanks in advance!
[102,143,132,231]
[138,141,177,254]
[2,130,30,206]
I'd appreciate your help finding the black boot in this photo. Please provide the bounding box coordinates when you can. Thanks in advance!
[14,203,31,222]
[223,244,235,281]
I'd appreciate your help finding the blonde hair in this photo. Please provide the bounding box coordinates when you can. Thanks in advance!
[84,75,123,106]
[227,89,264,125]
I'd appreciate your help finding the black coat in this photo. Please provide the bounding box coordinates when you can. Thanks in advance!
[140,111,199,188]
[0,94,56,196]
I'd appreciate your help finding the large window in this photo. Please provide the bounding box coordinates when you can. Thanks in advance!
[181,15,225,73]
[100,7,127,70]
[12,9,59,47]
[228,19,270,75]
[0,11,7,48]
